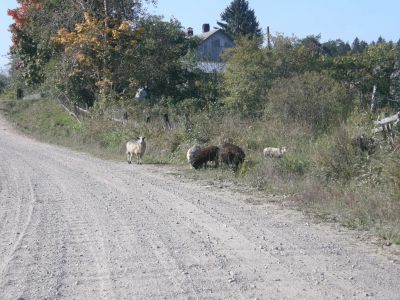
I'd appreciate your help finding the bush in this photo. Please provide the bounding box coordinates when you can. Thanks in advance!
[265,72,354,135]
[315,126,360,180]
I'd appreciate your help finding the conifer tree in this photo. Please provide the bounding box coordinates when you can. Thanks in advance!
[217,0,262,39]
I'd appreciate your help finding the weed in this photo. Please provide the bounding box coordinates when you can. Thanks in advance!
[2,96,400,244]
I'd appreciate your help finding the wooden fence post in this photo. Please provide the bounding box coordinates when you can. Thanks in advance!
[162,113,171,130]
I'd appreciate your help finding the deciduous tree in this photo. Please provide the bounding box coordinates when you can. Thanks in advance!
[51,13,142,107]
[221,37,270,115]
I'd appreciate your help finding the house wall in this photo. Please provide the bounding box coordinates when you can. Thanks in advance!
[197,31,234,61]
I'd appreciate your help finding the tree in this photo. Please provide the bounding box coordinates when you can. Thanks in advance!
[300,35,322,56]
[217,0,262,39]
[330,41,400,109]
[8,0,46,85]
[8,0,157,88]
[0,74,9,94]
[268,34,326,78]
[376,36,386,44]
[73,0,157,20]
[322,39,351,57]
[51,13,142,107]
[352,37,368,53]
[131,16,199,100]
[221,37,270,115]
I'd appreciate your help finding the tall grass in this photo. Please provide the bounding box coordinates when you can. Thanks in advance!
[1,87,399,244]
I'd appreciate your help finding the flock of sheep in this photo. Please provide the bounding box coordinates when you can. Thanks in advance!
[126,136,287,171]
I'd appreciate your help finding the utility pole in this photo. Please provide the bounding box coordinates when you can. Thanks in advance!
[267,26,271,50]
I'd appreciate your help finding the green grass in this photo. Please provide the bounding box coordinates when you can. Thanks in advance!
[2,96,400,245]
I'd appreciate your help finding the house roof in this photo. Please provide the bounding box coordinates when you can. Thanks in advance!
[198,28,232,42]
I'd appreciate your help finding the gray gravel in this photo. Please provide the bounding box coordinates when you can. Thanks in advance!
[0,116,399,299]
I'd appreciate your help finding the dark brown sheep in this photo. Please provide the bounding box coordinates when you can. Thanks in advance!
[191,146,220,169]
[219,142,245,171]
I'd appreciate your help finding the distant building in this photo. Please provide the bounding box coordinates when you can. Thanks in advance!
[190,23,234,62]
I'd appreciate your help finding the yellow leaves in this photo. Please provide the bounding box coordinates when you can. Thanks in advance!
[50,12,142,96]
[75,23,84,33]
[51,28,68,45]
[118,21,131,32]
[111,29,121,39]
[76,53,86,63]
[95,79,113,88]
[52,13,139,51]
[83,12,96,25]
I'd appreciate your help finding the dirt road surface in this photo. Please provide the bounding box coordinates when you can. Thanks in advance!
[0,115,399,299]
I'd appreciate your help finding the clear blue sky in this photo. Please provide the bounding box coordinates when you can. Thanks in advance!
[1,0,400,73]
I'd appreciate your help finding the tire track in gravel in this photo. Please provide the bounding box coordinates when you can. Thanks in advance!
[41,152,234,299]
[0,148,37,279]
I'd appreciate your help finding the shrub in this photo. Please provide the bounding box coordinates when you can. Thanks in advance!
[315,126,359,180]
[265,72,354,135]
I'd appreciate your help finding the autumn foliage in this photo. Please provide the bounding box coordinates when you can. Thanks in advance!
[51,12,143,106]
[8,0,43,47]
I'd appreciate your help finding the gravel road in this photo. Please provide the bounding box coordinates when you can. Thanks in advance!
[0,115,399,300]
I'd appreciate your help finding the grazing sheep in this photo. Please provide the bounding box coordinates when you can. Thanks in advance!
[126,136,146,164]
[191,146,220,169]
[263,147,287,158]
[219,142,245,171]
[187,144,202,168]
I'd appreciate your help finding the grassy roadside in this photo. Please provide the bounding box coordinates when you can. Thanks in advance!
[1,97,399,245]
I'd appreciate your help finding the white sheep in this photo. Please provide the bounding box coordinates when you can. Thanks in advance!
[126,136,146,164]
[263,146,287,158]
[186,144,202,168]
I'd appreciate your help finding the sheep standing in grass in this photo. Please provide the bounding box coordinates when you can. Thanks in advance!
[187,145,202,168]
[126,136,146,164]
[219,142,245,171]
[191,146,220,169]
[263,146,287,158]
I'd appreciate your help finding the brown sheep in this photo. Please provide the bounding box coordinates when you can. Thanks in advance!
[191,146,220,169]
[219,142,245,171]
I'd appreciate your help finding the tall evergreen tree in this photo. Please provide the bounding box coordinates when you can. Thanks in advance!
[376,36,386,44]
[352,38,368,53]
[352,37,361,53]
[360,40,369,52]
[217,0,262,39]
